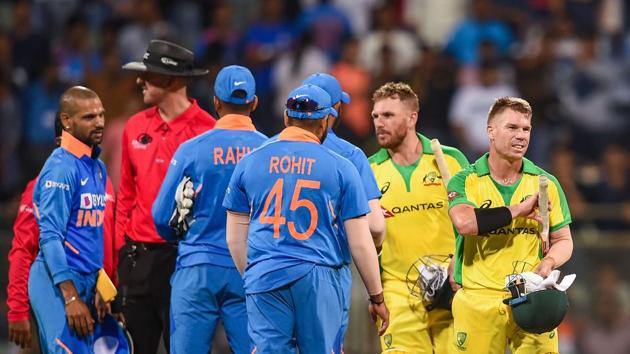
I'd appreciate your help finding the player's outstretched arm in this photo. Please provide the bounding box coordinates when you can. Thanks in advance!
[344,216,389,335]
[367,199,386,250]
[226,211,250,275]
[449,193,540,236]
[535,225,573,277]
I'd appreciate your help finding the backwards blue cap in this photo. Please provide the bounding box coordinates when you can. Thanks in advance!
[214,65,256,104]
[286,84,338,120]
[303,73,350,105]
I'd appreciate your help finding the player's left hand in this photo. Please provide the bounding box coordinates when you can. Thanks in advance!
[368,293,389,336]
[94,292,111,323]
[534,257,555,278]
[447,256,461,292]
[8,319,31,349]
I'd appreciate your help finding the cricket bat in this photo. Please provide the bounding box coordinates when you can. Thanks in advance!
[431,139,451,187]
[538,175,550,254]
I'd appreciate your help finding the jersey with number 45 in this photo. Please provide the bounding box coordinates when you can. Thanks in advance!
[223,127,369,294]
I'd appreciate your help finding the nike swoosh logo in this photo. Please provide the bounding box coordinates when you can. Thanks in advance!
[80,178,89,186]
[234,81,246,86]
[294,94,308,99]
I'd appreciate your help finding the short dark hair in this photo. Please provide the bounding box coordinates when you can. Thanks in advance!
[54,111,62,138]
[372,82,419,112]
[286,117,322,130]
[487,96,532,124]
[59,86,100,117]
[219,99,255,115]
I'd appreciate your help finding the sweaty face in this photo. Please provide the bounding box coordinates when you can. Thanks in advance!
[136,72,171,105]
[67,98,106,146]
[372,97,414,149]
[488,109,531,161]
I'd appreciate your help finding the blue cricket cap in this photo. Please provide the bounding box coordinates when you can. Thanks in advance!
[214,65,256,104]
[286,84,338,120]
[303,73,350,105]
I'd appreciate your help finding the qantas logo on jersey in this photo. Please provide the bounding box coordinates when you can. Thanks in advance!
[380,205,394,218]
[44,180,70,191]
[486,227,537,236]
[388,201,444,215]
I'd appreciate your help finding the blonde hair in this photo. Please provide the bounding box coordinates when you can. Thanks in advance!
[487,96,532,124]
[372,82,419,112]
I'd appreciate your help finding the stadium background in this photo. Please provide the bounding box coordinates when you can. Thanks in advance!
[0,0,629,353]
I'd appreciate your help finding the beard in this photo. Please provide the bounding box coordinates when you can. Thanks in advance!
[377,129,406,149]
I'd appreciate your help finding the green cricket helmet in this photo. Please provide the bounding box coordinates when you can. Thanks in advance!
[507,289,569,334]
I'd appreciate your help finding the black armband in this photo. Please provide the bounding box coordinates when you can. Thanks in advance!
[474,206,512,235]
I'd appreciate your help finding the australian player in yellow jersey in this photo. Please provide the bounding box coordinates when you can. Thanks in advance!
[447,97,573,354]
[369,82,468,353]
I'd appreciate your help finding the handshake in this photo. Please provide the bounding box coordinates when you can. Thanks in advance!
[168,176,197,236]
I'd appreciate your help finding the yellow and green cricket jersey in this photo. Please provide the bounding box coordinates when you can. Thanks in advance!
[447,153,572,292]
[369,134,469,282]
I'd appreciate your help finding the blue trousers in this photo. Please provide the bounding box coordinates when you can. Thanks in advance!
[246,265,344,354]
[170,264,250,354]
[334,265,352,353]
[28,260,97,354]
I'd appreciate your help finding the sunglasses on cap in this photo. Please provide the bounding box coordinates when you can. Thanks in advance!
[286,97,326,112]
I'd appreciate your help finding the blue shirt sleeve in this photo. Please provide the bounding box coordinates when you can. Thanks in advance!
[36,162,76,285]
[338,159,370,221]
[350,148,382,201]
[222,158,250,213]
[152,145,191,242]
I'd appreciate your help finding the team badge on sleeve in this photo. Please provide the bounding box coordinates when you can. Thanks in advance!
[447,191,459,201]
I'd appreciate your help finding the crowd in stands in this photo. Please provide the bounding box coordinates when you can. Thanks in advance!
[0,0,629,353]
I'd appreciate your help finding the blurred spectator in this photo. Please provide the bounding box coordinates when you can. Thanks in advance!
[117,0,174,62]
[549,147,588,223]
[296,0,352,61]
[359,2,419,80]
[333,0,382,36]
[53,13,92,84]
[195,2,240,65]
[166,1,202,49]
[331,37,372,145]
[586,144,630,231]
[10,0,51,87]
[0,68,22,201]
[241,0,294,135]
[408,48,458,145]
[580,266,630,354]
[445,0,514,65]
[20,60,66,180]
[449,59,517,159]
[272,31,330,119]
[403,0,467,48]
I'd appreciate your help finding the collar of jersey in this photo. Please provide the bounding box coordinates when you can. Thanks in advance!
[214,114,256,131]
[370,133,433,165]
[147,98,202,133]
[60,130,93,159]
[473,153,538,176]
[278,126,320,144]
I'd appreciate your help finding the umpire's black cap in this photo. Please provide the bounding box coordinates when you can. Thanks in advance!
[122,39,208,77]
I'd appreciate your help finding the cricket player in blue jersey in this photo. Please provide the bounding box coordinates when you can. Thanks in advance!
[303,73,386,352]
[153,65,267,354]
[29,86,109,353]
[223,84,389,354]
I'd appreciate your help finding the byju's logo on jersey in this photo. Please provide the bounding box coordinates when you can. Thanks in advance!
[44,180,70,191]
[422,171,442,186]
[80,193,106,210]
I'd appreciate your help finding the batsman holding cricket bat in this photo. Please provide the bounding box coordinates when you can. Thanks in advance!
[369,82,468,353]
[447,97,574,354]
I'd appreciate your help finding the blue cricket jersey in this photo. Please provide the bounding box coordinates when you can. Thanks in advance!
[153,114,268,269]
[33,131,107,285]
[222,126,370,294]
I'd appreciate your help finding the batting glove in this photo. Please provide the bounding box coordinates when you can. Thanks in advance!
[169,176,195,236]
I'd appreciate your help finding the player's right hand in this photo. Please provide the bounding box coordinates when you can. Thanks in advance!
[8,319,31,349]
[369,300,390,336]
[65,298,95,337]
